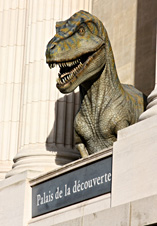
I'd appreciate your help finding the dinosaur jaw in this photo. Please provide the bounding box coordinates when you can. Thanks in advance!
[47,45,105,93]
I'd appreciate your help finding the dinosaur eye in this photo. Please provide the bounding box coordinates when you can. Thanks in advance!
[78,26,85,36]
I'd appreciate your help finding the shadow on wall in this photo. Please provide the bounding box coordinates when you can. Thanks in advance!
[46,92,81,165]
[134,0,157,96]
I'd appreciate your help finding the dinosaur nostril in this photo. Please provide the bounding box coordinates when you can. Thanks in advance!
[47,43,56,51]
[50,44,56,50]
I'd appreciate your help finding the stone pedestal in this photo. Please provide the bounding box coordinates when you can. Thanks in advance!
[0,172,32,226]
[1,144,157,226]
[1,149,112,226]
[112,115,157,207]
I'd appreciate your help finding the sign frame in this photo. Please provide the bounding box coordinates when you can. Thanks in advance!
[31,151,112,218]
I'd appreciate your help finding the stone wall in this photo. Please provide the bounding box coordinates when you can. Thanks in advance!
[93,0,157,96]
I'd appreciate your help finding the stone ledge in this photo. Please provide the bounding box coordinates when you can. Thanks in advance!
[30,147,113,186]
[117,115,157,140]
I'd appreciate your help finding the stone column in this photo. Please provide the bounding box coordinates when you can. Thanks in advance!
[6,0,92,178]
[139,22,157,121]
[0,0,27,179]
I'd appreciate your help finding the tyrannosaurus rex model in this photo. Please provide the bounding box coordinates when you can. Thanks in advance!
[46,10,147,157]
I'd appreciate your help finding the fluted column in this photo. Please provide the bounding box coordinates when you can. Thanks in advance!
[139,22,157,121]
[6,0,92,178]
[0,0,27,179]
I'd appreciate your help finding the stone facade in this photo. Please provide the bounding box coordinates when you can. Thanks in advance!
[0,1,157,225]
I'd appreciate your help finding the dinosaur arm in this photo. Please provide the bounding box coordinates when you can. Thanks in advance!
[76,143,89,158]
[74,130,89,158]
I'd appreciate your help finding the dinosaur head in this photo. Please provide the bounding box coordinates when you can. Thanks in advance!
[46,10,108,93]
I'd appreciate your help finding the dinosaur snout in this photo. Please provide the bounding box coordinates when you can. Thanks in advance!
[45,41,56,63]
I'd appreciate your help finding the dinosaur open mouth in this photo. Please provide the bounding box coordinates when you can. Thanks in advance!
[48,51,95,86]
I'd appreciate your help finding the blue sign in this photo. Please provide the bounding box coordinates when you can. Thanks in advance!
[32,155,112,217]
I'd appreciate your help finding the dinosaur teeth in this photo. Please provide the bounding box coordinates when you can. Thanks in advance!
[57,58,82,68]
[49,63,55,69]
[50,58,82,70]
[57,61,84,85]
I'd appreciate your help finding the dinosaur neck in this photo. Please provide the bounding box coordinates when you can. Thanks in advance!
[80,41,123,108]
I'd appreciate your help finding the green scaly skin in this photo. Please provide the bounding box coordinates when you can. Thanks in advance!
[46,11,147,157]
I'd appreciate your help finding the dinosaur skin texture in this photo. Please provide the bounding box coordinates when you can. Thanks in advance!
[46,10,147,158]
